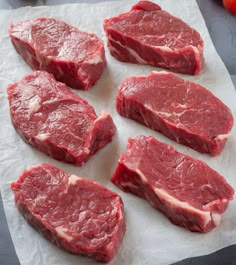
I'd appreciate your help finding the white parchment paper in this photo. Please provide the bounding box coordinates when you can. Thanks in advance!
[1,1,236,264]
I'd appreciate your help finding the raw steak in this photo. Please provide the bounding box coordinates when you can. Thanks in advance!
[112,136,234,233]
[7,71,115,166]
[9,17,106,90]
[103,1,204,75]
[116,71,234,156]
[11,163,126,262]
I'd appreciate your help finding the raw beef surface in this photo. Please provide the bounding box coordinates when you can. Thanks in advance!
[9,18,106,90]
[11,163,126,263]
[112,136,234,233]
[116,71,234,156]
[7,71,116,166]
[103,0,204,75]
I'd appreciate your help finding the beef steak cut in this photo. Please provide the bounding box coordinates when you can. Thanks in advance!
[103,1,204,75]
[116,71,234,156]
[7,71,116,166]
[11,163,126,262]
[9,18,106,90]
[112,136,234,233]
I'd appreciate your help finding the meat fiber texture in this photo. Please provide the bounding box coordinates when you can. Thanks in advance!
[116,71,234,156]
[103,1,204,75]
[112,136,234,233]
[7,71,116,166]
[9,17,106,90]
[11,163,126,263]
[1,1,236,265]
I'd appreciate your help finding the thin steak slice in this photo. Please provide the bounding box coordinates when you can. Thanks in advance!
[112,136,234,233]
[11,163,126,263]
[116,71,234,156]
[9,17,106,90]
[7,71,116,166]
[103,1,204,75]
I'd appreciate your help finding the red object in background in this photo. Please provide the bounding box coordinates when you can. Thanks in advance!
[223,0,236,14]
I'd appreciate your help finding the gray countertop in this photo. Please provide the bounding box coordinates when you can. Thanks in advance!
[0,1,236,265]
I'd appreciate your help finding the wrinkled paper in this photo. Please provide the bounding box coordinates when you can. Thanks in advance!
[1,1,236,265]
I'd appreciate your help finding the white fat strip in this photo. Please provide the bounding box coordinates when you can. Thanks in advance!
[109,36,147,64]
[154,187,212,226]
[144,104,188,119]
[160,109,188,118]
[154,111,172,118]
[177,103,187,108]
[152,70,169,75]
[211,212,222,226]
[35,133,50,141]
[126,46,147,64]
[215,133,230,141]
[202,198,227,210]
[154,44,200,54]
[86,53,102,64]
[28,96,41,113]
[42,98,58,105]
[191,45,201,57]
[120,179,139,190]
[55,226,73,242]
[200,183,213,191]
[153,45,173,51]
[136,169,148,183]
[68,174,80,185]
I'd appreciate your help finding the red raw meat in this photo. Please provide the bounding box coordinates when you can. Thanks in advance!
[112,136,234,233]
[11,163,126,262]
[116,71,234,156]
[9,18,106,90]
[104,1,204,75]
[7,71,115,166]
